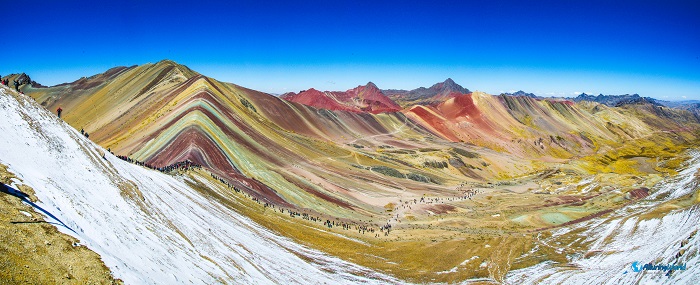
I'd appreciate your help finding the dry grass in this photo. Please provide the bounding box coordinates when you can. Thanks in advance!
[581,135,695,175]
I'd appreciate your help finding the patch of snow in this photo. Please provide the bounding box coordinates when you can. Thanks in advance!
[437,256,481,275]
[463,256,480,265]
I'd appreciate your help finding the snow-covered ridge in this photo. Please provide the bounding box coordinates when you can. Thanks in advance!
[0,87,398,284]
[505,152,700,284]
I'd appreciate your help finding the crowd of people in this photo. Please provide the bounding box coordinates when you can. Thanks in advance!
[284,206,381,235]
[115,155,158,170]
[160,160,202,173]
[115,154,202,174]
[391,187,482,215]
[286,205,380,236]
[379,223,392,237]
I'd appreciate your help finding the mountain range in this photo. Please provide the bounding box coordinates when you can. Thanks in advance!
[2,60,700,283]
[501,90,539,98]
[7,60,700,203]
[572,93,657,106]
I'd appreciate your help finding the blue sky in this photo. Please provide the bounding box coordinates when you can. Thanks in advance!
[2,0,699,99]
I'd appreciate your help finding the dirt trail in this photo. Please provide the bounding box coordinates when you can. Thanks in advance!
[348,114,409,144]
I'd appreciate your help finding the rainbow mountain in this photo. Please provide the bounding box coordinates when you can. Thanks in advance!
[19,59,700,212]
[7,59,700,283]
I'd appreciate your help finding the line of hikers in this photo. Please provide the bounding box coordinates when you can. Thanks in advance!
[115,155,202,173]
[159,160,202,173]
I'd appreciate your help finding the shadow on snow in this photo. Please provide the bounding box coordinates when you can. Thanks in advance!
[1,182,78,234]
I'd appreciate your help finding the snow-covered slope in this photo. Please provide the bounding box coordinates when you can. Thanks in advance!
[0,87,398,284]
[506,154,700,284]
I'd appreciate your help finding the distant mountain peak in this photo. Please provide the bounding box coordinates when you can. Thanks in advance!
[365,82,379,90]
[433,78,467,93]
[384,78,470,107]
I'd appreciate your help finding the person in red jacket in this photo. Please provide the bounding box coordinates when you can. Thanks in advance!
[57,107,63,118]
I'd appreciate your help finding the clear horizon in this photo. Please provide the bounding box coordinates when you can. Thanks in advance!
[1,0,698,100]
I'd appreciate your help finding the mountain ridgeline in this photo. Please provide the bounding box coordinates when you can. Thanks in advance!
[572,93,660,107]
[501,90,539,99]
